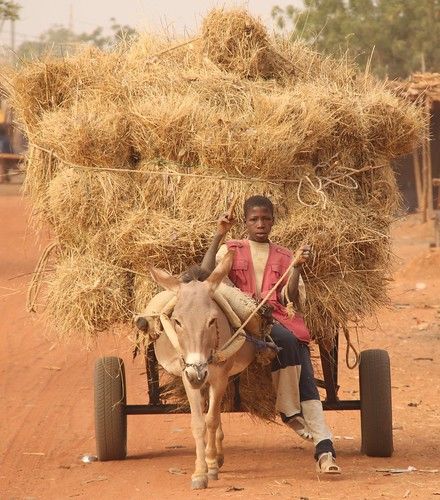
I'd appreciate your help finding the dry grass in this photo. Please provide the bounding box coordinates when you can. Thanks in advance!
[8,8,426,347]
[45,251,132,344]
[35,97,133,169]
[361,87,427,158]
[111,209,209,274]
[46,168,136,248]
[8,47,124,134]
[272,194,393,343]
[22,145,59,225]
[129,92,205,167]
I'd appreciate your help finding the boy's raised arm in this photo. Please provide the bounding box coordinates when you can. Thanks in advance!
[201,213,235,273]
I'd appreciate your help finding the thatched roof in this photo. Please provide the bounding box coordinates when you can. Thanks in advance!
[390,72,440,104]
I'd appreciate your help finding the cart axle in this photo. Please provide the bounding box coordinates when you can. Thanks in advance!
[124,400,361,415]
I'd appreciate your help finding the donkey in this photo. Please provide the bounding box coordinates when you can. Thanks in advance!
[149,251,255,489]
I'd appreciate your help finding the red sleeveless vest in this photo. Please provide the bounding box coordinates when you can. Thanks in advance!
[226,239,311,343]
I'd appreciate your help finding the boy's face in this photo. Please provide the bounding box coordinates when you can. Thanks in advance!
[245,206,274,243]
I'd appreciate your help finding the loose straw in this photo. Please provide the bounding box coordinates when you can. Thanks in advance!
[26,242,59,312]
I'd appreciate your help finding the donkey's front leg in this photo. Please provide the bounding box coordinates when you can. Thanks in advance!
[205,376,228,480]
[182,376,208,489]
[216,420,225,469]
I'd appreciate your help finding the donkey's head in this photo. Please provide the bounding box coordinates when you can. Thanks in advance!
[150,252,234,388]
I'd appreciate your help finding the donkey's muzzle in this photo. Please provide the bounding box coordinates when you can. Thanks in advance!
[184,363,208,388]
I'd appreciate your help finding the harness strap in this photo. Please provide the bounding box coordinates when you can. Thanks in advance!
[159,314,182,354]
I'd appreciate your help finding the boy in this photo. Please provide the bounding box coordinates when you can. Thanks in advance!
[201,195,340,474]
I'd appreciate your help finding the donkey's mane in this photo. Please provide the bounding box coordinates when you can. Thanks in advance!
[180,265,210,283]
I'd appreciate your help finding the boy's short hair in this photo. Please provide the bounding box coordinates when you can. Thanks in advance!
[243,195,274,218]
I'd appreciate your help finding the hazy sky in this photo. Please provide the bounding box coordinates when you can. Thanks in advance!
[0,0,300,48]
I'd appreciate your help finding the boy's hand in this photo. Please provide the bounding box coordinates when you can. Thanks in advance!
[293,245,311,268]
[216,213,235,236]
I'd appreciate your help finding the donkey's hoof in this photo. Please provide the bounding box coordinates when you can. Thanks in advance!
[191,477,208,490]
[208,469,219,480]
[217,455,224,468]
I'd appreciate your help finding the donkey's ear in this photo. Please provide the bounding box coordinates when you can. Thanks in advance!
[149,267,180,293]
[205,250,234,293]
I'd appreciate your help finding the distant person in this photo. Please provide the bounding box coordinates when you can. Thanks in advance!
[0,123,12,183]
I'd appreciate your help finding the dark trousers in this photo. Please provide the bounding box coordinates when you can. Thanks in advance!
[270,323,319,402]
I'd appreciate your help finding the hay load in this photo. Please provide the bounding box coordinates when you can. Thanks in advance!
[9,9,424,350]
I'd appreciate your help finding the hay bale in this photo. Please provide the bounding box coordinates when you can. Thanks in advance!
[273,38,358,85]
[130,92,205,166]
[9,47,124,133]
[135,161,185,216]
[192,83,335,178]
[175,170,287,221]
[35,97,133,169]
[362,87,426,158]
[10,58,75,132]
[355,160,402,215]
[201,9,280,79]
[46,168,136,247]
[112,209,208,273]
[45,252,132,343]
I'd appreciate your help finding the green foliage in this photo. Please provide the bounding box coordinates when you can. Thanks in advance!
[17,19,138,59]
[272,0,440,78]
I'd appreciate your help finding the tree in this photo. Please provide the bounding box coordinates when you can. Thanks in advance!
[16,19,138,59]
[0,0,20,22]
[272,0,440,78]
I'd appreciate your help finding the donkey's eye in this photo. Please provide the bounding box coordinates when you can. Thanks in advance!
[208,318,216,327]
[174,319,182,328]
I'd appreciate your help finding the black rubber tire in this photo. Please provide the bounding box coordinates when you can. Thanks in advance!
[94,357,127,461]
[359,349,393,457]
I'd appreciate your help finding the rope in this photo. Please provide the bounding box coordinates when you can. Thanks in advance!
[342,325,360,369]
[26,242,59,313]
[296,175,328,209]
[29,143,303,185]
[28,142,383,193]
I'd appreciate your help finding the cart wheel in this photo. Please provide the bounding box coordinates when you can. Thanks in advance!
[359,349,393,457]
[94,357,127,461]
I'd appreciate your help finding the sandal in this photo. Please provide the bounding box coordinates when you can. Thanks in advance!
[316,452,341,474]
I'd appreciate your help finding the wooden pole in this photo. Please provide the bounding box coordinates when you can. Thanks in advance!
[412,148,422,212]
[426,99,434,213]
[434,178,440,249]
[421,134,429,223]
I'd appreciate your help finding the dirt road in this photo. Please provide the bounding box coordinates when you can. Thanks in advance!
[1,184,440,499]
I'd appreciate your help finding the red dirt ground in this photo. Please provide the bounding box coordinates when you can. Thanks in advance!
[1,183,440,499]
